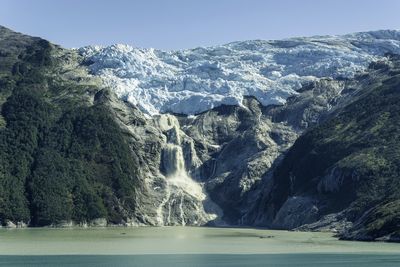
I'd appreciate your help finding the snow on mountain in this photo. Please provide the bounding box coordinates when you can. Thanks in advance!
[78,30,400,115]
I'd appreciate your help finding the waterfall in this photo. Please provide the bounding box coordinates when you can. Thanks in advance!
[162,126,205,200]
[163,143,186,177]
[155,115,218,226]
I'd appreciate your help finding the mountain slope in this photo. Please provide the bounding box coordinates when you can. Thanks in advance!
[248,54,400,241]
[0,26,149,226]
[1,26,400,242]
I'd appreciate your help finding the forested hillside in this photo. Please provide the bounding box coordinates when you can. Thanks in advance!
[0,26,143,226]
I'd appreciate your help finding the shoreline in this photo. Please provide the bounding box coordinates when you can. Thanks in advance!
[1,227,400,256]
[1,224,400,244]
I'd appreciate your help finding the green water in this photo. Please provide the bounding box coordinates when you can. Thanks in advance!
[0,227,399,266]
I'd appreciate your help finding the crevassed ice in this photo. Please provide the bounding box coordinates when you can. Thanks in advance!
[78,30,400,115]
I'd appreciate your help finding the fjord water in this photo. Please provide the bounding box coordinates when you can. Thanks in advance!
[0,227,399,267]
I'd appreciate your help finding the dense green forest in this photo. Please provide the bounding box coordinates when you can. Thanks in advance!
[0,27,142,226]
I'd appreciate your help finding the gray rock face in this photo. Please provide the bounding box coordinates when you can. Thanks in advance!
[243,58,400,235]
[93,69,352,227]
[177,97,298,223]
[95,90,220,226]
[240,78,356,226]
[85,51,380,229]
[295,212,352,233]
[272,196,319,229]
[268,78,349,130]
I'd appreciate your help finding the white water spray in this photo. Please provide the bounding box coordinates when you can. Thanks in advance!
[155,115,216,226]
[162,132,205,201]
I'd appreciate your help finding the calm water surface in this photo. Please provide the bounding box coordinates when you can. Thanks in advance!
[0,227,399,266]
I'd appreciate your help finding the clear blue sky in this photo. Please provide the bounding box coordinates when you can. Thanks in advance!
[1,0,399,50]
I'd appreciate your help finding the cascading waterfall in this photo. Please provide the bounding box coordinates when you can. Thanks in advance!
[156,116,217,226]
[162,139,205,201]
[163,144,185,175]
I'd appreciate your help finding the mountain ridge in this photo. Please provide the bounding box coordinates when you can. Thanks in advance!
[0,25,400,242]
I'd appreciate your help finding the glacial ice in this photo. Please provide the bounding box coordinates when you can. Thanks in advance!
[79,30,400,115]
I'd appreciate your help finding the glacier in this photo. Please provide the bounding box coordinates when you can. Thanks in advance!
[78,30,400,115]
